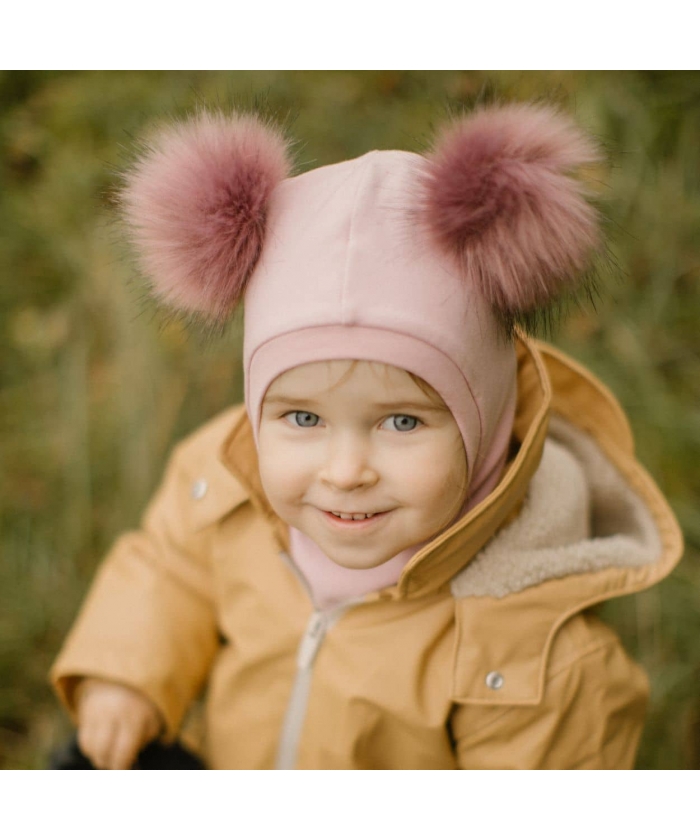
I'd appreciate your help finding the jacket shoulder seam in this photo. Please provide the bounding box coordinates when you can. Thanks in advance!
[546,633,625,681]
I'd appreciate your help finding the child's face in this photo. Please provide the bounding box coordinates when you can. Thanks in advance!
[258,360,468,570]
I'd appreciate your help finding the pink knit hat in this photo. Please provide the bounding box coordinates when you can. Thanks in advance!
[120,104,601,508]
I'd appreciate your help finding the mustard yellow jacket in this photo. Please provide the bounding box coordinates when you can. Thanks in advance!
[51,338,683,769]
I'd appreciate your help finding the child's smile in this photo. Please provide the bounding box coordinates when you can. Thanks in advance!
[321,508,391,527]
[325,510,388,521]
[258,360,468,570]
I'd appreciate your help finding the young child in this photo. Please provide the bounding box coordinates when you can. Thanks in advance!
[51,103,683,770]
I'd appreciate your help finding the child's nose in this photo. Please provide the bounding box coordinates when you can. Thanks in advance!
[319,434,379,491]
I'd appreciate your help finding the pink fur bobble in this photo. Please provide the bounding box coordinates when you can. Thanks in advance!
[421,103,602,321]
[120,111,292,321]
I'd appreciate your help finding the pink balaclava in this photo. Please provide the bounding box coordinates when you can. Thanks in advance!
[121,104,601,607]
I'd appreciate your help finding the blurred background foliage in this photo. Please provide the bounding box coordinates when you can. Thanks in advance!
[1,70,699,769]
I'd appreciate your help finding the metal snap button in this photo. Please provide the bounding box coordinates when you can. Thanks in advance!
[191,479,208,500]
[485,671,504,690]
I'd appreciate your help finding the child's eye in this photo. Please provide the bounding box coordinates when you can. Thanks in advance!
[285,411,321,428]
[382,414,421,432]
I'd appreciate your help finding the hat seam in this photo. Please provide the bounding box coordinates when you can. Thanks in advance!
[342,152,377,325]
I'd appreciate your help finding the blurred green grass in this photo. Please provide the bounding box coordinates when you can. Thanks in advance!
[1,70,699,769]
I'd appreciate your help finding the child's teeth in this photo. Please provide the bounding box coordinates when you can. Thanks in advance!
[331,512,376,520]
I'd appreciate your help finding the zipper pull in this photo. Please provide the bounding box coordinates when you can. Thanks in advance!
[297,611,327,670]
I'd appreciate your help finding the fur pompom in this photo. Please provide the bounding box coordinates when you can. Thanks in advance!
[421,103,602,328]
[120,110,292,321]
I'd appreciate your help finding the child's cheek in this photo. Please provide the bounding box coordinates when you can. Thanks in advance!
[257,435,288,505]
[258,434,312,513]
[396,440,467,519]
[393,434,458,480]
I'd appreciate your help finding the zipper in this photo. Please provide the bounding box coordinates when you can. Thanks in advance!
[275,552,361,769]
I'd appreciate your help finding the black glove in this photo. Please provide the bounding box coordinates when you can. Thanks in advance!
[49,734,206,769]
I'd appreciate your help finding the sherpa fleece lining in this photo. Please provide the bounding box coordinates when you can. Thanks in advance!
[450,413,662,599]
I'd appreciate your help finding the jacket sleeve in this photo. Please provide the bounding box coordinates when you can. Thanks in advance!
[50,445,221,740]
[450,632,650,769]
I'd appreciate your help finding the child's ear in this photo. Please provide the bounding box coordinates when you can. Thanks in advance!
[120,110,292,323]
[420,103,603,335]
